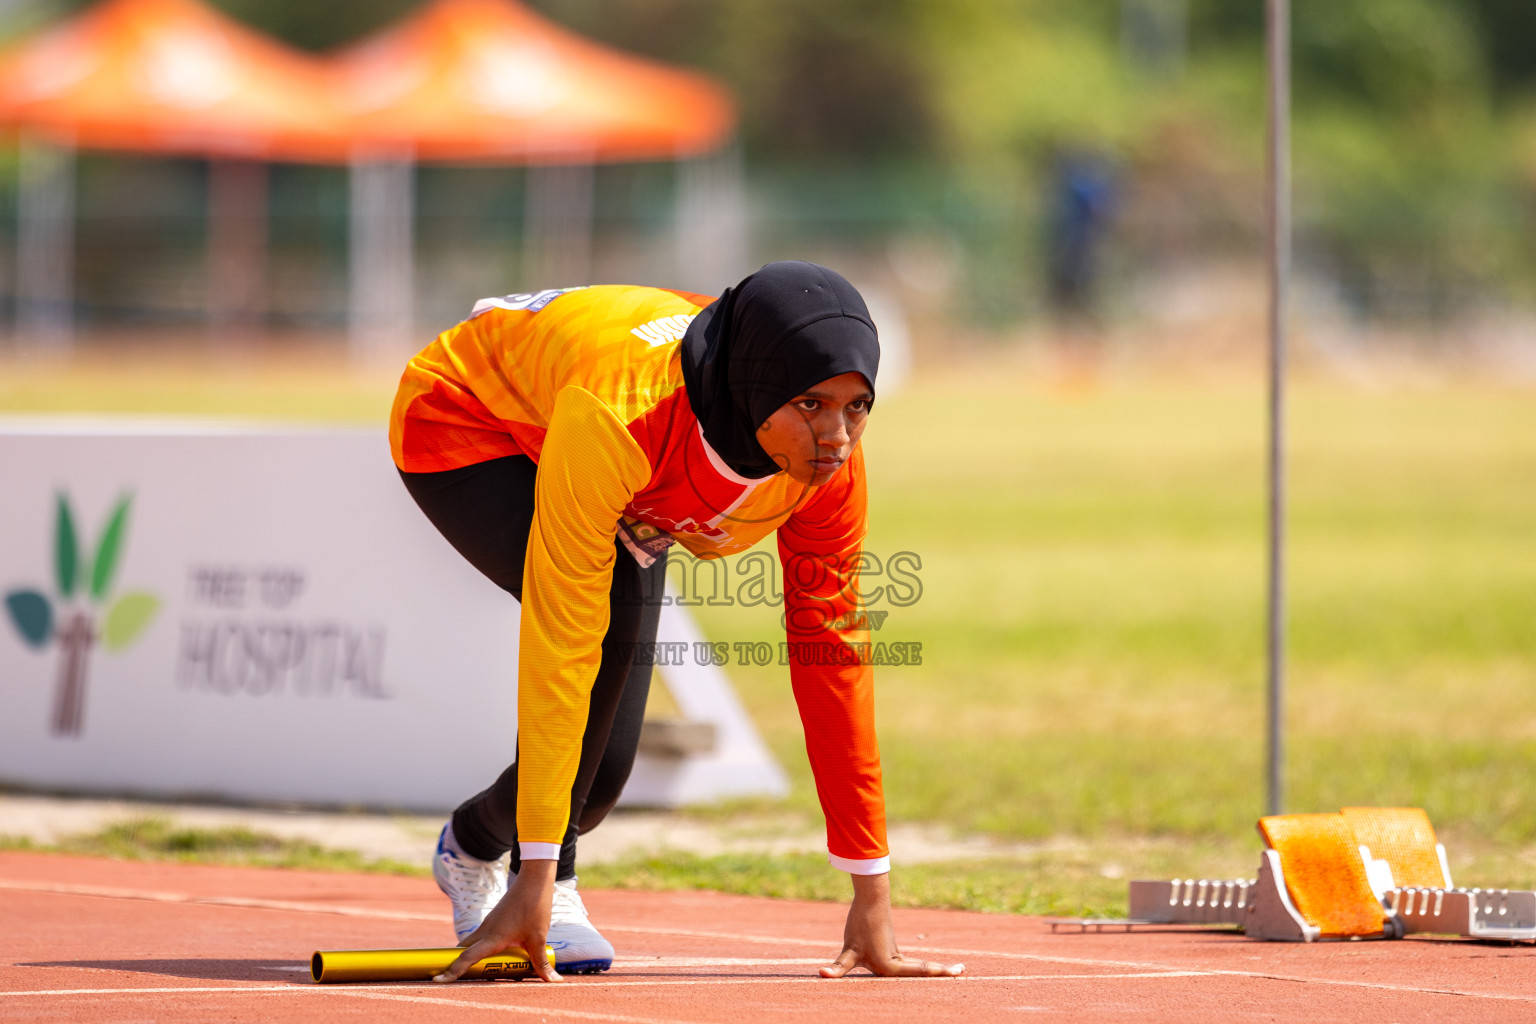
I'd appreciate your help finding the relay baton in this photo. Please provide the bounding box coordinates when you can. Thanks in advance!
[310,945,556,983]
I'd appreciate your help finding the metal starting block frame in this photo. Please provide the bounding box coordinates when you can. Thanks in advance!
[1387,886,1536,941]
[1050,876,1257,934]
[1110,847,1376,941]
[1050,808,1536,944]
[1128,876,1255,927]
[1052,849,1324,939]
[1114,848,1403,941]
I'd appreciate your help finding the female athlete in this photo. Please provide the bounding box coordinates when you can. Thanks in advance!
[390,260,963,983]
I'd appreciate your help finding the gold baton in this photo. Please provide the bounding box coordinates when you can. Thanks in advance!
[310,945,557,983]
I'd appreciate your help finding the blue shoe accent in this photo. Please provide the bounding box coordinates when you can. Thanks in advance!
[556,958,613,975]
[547,938,611,973]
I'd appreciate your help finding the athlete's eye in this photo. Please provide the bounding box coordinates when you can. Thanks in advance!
[848,400,870,414]
[796,398,820,412]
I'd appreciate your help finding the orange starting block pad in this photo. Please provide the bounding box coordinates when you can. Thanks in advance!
[1059,807,1536,943]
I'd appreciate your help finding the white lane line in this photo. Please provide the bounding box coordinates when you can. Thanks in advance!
[0,986,689,1024]
[610,923,1176,971]
[7,879,1535,1005]
[610,923,1177,970]
[612,926,1536,1004]
[424,972,1209,988]
[613,924,1536,991]
[1164,970,1536,1004]
[331,989,694,1024]
[0,986,307,997]
[0,878,441,923]
[613,958,826,968]
[0,972,1204,998]
[8,968,1527,1005]
[903,942,1536,1004]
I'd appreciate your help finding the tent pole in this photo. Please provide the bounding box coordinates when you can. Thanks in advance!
[207,158,269,339]
[16,132,75,352]
[1264,0,1291,818]
[348,147,415,366]
[523,162,593,289]
[674,143,748,295]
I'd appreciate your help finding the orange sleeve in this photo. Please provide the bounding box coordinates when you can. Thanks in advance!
[515,384,653,852]
[776,444,889,873]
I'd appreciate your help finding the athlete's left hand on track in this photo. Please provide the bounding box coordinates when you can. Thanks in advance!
[434,858,563,983]
[819,872,965,979]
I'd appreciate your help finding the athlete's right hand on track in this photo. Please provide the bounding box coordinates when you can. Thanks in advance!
[434,858,563,983]
[820,872,964,979]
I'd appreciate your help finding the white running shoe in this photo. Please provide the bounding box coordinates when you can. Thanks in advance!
[547,877,614,974]
[432,823,507,942]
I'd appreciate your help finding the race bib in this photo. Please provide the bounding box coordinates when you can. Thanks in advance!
[469,287,587,318]
[616,517,675,568]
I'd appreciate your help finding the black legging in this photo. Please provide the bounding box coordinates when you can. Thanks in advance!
[399,454,667,881]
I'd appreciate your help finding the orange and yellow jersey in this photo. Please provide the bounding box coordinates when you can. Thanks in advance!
[390,285,888,873]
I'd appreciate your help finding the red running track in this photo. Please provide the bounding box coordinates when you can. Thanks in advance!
[1,851,1533,1023]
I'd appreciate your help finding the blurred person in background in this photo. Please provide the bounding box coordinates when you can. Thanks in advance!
[1045,147,1118,368]
[389,261,964,983]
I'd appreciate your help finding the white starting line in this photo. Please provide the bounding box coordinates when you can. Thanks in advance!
[3,876,1534,1006]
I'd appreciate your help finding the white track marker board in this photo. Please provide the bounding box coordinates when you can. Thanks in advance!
[0,420,785,811]
[620,598,789,806]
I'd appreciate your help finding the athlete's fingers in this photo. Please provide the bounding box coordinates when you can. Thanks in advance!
[434,939,494,983]
[528,942,563,984]
[433,938,561,984]
[869,954,965,978]
[818,948,859,979]
[902,958,964,978]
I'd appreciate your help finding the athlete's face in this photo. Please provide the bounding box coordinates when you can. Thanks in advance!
[755,371,873,485]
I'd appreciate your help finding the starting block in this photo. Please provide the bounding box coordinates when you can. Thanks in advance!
[1387,885,1536,941]
[1053,807,1536,943]
[1247,812,1391,939]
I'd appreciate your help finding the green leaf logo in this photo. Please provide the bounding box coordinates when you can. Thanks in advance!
[5,590,53,648]
[6,491,161,737]
[55,494,79,598]
[91,496,131,602]
[102,592,160,652]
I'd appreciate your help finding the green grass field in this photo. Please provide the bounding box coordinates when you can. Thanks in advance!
[722,369,1536,886]
[6,345,1535,910]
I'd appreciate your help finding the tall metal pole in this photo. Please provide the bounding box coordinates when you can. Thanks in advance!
[348,145,415,367]
[1264,0,1291,817]
[207,159,269,335]
[16,132,75,351]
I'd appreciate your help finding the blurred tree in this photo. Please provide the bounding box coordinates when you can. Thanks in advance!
[1189,0,1485,108]
[12,0,1533,321]
[1462,0,1536,97]
[920,0,1133,163]
[208,0,421,51]
[537,0,938,161]
[1194,0,1536,101]
[1291,0,1484,113]
[47,0,420,50]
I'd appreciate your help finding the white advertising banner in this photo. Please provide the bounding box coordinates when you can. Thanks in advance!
[0,420,785,811]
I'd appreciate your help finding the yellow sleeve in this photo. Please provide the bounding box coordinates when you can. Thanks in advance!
[516,384,653,847]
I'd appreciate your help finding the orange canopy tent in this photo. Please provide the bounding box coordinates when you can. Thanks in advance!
[331,0,734,163]
[0,0,347,161]
[333,0,740,363]
[0,0,740,352]
[0,0,352,343]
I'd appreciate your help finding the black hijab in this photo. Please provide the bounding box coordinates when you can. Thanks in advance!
[679,261,880,479]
